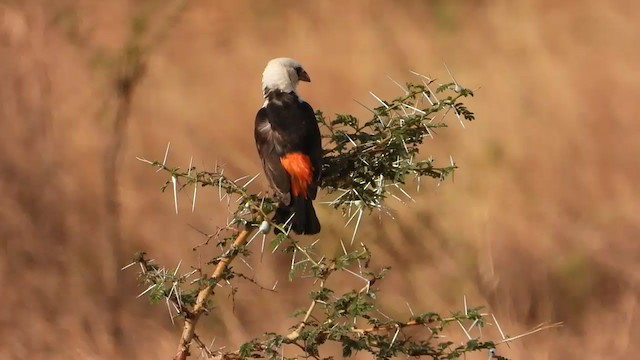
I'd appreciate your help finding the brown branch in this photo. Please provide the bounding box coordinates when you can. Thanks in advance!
[349,312,491,336]
[285,261,337,341]
[174,228,255,360]
[351,318,564,340]
[286,290,321,340]
[350,318,443,335]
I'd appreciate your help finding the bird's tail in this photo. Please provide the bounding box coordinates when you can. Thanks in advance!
[273,195,321,235]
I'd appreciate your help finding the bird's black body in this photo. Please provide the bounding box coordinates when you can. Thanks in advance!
[255,90,322,234]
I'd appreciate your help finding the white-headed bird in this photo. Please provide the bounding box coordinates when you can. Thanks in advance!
[254,58,322,235]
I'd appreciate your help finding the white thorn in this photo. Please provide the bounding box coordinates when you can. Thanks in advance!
[464,295,468,316]
[354,98,377,115]
[135,157,154,165]
[401,103,426,114]
[242,173,261,188]
[344,133,358,147]
[376,309,392,320]
[234,174,250,183]
[399,103,410,118]
[394,183,415,203]
[137,284,157,298]
[174,282,183,310]
[492,314,507,340]
[247,227,262,247]
[171,175,179,214]
[173,260,182,276]
[369,91,389,109]
[423,123,434,139]
[187,156,193,177]
[406,302,415,316]
[282,212,296,231]
[467,319,479,333]
[450,103,466,128]
[260,234,266,262]
[351,208,363,245]
[424,82,440,105]
[166,297,175,325]
[387,76,409,94]
[409,70,434,82]
[443,62,460,87]
[239,256,254,271]
[400,136,409,153]
[389,192,405,204]
[422,90,435,106]
[343,267,368,283]
[389,326,400,349]
[191,182,197,212]
[457,320,472,340]
[158,142,171,172]
[121,261,137,271]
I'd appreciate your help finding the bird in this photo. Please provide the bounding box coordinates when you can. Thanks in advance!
[254,57,322,235]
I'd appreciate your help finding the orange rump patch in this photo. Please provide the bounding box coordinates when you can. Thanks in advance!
[280,152,313,198]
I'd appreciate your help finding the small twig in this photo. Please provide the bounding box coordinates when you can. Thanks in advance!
[193,333,215,358]
[350,317,447,335]
[233,272,278,293]
[291,342,321,360]
[189,225,233,251]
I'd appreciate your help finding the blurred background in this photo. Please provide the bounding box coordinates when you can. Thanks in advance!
[2,1,639,359]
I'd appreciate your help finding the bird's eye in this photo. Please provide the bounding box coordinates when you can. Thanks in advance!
[294,66,303,75]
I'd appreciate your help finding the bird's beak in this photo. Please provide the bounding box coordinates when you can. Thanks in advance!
[298,70,311,82]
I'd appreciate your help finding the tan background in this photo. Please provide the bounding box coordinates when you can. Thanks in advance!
[1,1,639,359]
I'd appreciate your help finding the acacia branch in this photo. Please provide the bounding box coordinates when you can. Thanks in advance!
[350,316,458,335]
[174,228,255,360]
[286,281,323,341]
[286,259,339,341]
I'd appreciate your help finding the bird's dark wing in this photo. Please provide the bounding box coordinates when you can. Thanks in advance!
[254,107,292,205]
[298,100,322,200]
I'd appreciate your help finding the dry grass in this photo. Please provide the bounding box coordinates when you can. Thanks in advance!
[1,0,639,359]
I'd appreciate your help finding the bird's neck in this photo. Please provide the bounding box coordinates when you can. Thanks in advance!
[262,88,304,108]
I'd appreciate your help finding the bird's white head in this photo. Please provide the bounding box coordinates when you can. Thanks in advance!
[261,57,311,96]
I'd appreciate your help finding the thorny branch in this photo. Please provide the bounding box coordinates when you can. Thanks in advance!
[174,228,256,360]
[129,70,561,359]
